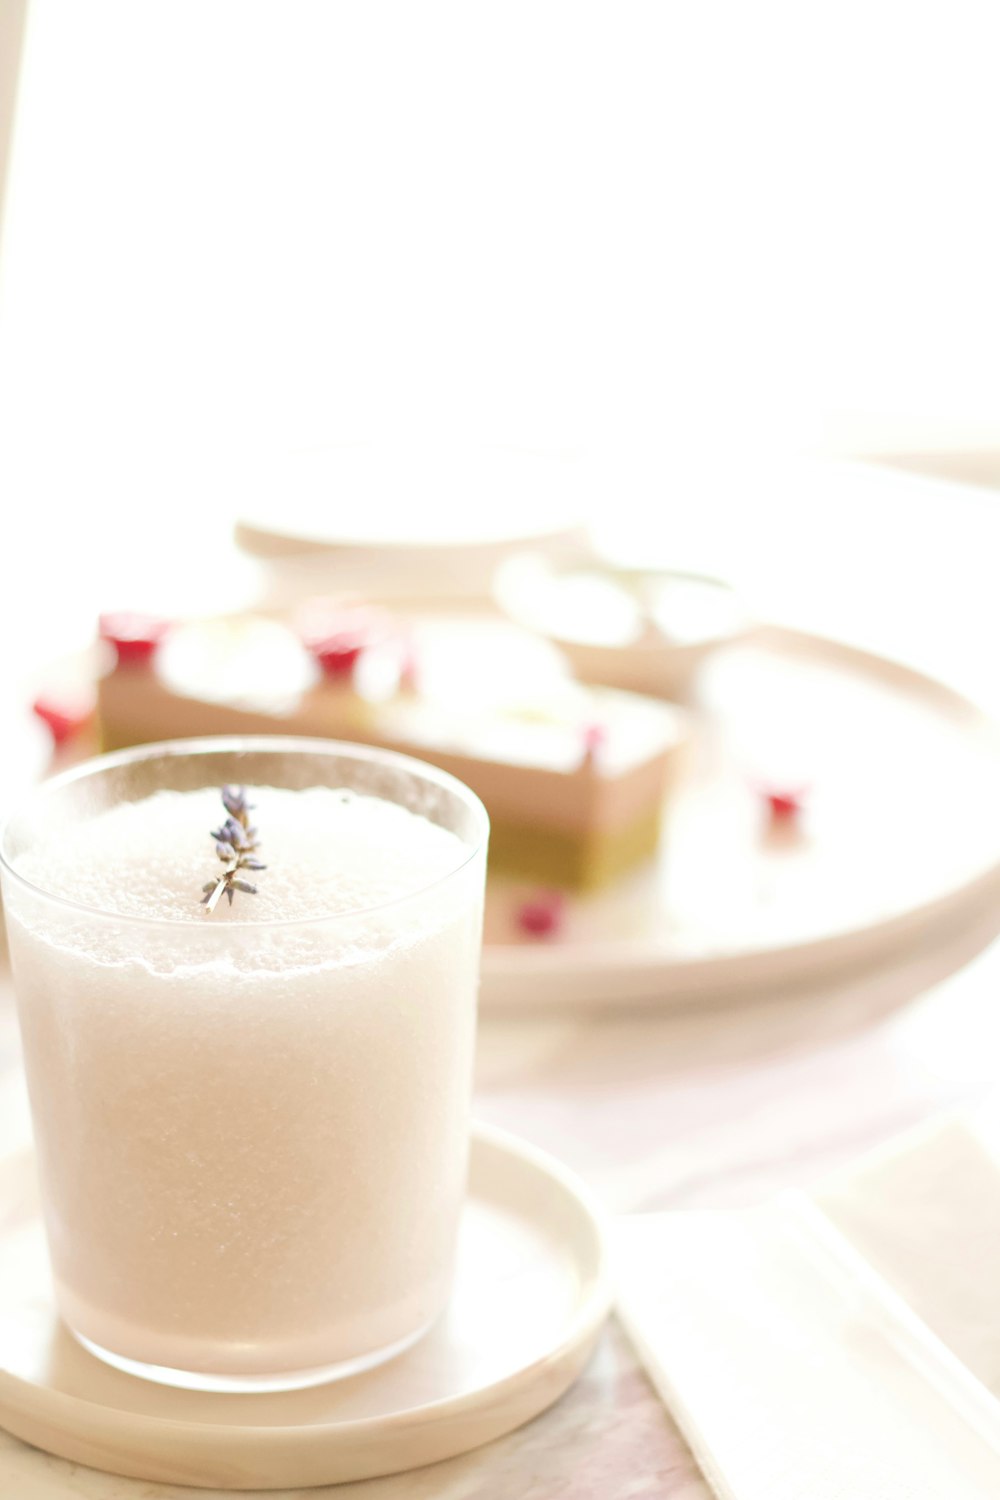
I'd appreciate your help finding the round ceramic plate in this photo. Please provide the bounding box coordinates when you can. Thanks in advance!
[0,1125,610,1490]
[24,621,1000,1014]
[233,444,591,603]
[482,626,1000,1007]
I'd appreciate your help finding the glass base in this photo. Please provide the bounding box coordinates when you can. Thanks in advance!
[72,1315,436,1393]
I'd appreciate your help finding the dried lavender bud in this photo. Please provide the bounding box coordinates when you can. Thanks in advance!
[200,785,265,912]
[222,785,252,817]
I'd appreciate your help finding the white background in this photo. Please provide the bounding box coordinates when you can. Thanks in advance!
[0,0,998,665]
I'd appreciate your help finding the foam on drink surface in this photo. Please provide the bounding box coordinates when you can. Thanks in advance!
[16,786,467,923]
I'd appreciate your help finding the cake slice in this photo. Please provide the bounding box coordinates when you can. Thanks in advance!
[95,608,687,889]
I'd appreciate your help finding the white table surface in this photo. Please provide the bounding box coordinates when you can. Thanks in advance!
[2,455,1000,1495]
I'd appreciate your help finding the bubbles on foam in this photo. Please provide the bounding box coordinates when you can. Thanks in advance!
[15,785,469,924]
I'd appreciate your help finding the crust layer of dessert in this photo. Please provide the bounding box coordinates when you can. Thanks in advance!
[487,806,665,888]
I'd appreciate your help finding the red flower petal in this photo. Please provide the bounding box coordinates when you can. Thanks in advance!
[32,691,94,745]
[99,612,170,666]
[517,890,566,937]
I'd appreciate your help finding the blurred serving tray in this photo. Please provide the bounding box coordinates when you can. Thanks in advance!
[16,623,1000,1016]
[481,626,1000,1009]
[234,443,592,606]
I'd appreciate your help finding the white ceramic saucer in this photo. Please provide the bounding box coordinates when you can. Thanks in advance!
[0,1124,610,1490]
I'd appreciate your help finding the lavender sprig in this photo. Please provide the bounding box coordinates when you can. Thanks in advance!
[200,785,267,912]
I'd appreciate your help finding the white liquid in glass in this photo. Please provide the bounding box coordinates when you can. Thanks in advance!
[4,786,483,1385]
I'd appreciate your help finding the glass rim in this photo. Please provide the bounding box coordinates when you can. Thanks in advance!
[0,735,490,930]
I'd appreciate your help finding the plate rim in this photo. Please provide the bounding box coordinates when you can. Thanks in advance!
[482,624,1000,1006]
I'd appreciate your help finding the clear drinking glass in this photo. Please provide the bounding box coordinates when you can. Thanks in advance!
[0,737,488,1392]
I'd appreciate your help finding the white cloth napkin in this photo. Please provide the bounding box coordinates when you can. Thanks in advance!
[615,1108,1000,1500]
